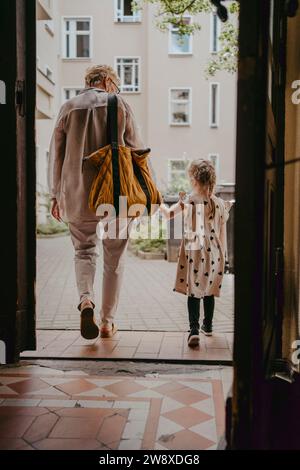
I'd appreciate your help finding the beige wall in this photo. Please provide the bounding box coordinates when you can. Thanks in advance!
[36,0,237,220]
[56,0,149,145]
[36,0,59,223]
[146,6,236,189]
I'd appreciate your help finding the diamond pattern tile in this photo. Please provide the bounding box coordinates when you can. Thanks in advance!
[158,429,215,450]
[163,406,213,428]
[0,365,230,450]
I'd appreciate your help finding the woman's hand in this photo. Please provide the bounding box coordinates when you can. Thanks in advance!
[51,198,62,222]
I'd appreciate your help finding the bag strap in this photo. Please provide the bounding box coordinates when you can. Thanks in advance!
[107,94,120,216]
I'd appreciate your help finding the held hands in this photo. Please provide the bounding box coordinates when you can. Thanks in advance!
[51,198,62,222]
[160,191,186,218]
[178,191,187,209]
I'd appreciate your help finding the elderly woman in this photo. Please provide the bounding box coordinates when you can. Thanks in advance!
[48,65,144,340]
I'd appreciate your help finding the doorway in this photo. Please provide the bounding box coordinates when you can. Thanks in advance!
[28,0,236,363]
[2,0,300,452]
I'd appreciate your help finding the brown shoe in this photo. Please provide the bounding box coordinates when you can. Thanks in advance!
[80,302,99,340]
[100,322,117,339]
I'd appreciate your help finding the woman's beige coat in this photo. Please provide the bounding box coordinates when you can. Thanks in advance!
[48,88,144,223]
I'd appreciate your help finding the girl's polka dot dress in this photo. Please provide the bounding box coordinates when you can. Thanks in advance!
[174,193,231,299]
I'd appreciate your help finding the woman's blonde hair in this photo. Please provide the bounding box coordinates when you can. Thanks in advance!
[85,65,120,88]
[188,159,217,218]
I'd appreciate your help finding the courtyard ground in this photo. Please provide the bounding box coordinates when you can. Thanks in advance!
[37,236,234,333]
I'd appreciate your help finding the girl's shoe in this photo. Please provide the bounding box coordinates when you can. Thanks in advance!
[200,324,213,336]
[188,328,200,347]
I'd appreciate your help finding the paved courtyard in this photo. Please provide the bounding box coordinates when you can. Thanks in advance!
[37,236,234,333]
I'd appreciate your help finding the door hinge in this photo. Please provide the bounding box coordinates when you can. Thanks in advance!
[15,80,26,117]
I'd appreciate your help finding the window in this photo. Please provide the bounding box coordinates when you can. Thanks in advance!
[168,159,189,187]
[208,154,219,181]
[63,88,83,103]
[169,17,192,54]
[116,58,140,93]
[210,12,221,53]
[169,88,192,126]
[114,0,141,22]
[63,18,91,59]
[209,83,219,128]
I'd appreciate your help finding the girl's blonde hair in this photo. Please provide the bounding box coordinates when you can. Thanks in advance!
[188,159,217,218]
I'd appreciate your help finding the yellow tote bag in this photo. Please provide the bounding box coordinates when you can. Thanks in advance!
[84,94,161,216]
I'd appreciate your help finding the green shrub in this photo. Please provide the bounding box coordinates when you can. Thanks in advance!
[131,237,166,253]
[37,219,69,236]
[130,216,167,253]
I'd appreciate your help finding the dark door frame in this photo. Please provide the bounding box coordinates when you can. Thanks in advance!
[231,0,300,450]
[0,0,36,364]
[2,0,300,451]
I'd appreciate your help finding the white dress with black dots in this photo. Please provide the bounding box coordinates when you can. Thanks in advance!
[174,193,231,299]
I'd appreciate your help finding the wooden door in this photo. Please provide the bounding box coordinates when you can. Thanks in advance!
[0,0,36,363]
[232,0,286,449]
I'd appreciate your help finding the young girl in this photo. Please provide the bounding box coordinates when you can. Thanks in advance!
[160,159,232,347]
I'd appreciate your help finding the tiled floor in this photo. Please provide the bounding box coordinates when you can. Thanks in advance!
[37,236,234,332]
[21,330,233,362]
[0,364,232,450]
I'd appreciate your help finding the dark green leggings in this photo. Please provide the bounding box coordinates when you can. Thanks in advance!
[187,295,215,330]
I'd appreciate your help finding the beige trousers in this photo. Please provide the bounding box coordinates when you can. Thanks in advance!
[69,219,131,325]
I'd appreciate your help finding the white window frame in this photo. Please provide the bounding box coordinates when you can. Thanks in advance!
[114,0,142,23]
[168,16,193,55]
[168,158,190,186]
[209,82,220,128]
[115,57,141,93]
[169,87,192,126]
[62,16,93,59]
[208,153,220,182]
[62,87,84,103]
[210,12,221,54]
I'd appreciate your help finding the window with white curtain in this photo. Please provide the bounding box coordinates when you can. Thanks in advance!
[114,0,141,22]
[116,57,140,93]
[63,18,91,59]
[169,17,192,54]
[169,88,192,126]
[209,83,220,127]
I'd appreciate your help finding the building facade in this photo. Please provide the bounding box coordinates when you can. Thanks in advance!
[36,0,237,222]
